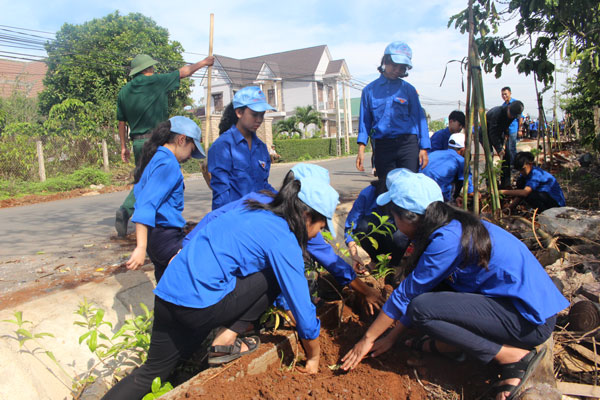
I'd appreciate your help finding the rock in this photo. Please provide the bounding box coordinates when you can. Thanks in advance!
[90,184,105,190]
[537,207,600,241]
[535,248,561,267]
[578,153,594,168]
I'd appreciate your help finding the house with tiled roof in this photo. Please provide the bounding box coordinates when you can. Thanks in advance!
[203,45,351,137]
[0,59,47,98]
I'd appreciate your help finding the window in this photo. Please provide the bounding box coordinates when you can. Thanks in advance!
[212,93,223,112]
[267,89,276,108]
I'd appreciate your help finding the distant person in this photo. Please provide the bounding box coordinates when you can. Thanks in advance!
[115,53,214,237]
[356,41,430,184]
[208,86,276,210]
[421,133,473,202]
[501,87,524,163]
[269,145,280,163]
[124,117,204,282]
[485,100,524,189]
[429,111,466,152]
[500,151,566,213]
[529,119,538,139]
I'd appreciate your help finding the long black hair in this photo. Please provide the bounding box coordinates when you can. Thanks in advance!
[133,120,193,183]
[218,103,247,135]
[377,55,393,74]
[390,201,491,271]
[246,178,326,251]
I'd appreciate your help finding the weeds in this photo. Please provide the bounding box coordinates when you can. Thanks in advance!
[259,306,292,332]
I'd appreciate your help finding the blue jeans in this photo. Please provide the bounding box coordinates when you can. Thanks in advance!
[406,291,556,364]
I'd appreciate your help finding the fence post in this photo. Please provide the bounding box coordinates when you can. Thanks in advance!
[102,139,110,172]
[36,139,46,182]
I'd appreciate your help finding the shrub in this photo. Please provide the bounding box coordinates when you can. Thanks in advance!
[273,138,369,162]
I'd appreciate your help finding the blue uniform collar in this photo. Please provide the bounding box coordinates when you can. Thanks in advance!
[231,125,258,144]
[375,73,404,86]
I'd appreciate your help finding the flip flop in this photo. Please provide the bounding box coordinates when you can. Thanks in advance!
[492,346,547,400]
[405,335,466,362]
[207,335,260,366]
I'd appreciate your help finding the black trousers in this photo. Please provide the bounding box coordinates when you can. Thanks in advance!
[147,226,185,282]
[354,213,409,266]
[516,176,560,212]
[102,269,280,400]
[407,292,556,364]
[374,135,420,184]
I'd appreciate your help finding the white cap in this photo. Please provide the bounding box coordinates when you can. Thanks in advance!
[448,133,466,149]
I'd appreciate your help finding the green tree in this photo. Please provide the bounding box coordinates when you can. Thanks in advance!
[274,117,301,139]
[39,11,191,116]
[0,89,42,130]
[428,119,446,132]
[294,106,323,139]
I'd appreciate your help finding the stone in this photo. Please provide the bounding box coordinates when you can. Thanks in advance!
[537,207,600,241]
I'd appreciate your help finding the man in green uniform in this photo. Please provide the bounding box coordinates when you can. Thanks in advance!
[115,53,214,237]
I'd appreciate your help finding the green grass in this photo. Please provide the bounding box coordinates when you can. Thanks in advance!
[0,167,113,200]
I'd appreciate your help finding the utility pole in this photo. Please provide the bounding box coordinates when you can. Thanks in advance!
[334,79,342,156]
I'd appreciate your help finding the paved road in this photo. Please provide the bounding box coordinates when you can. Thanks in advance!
[0,156,372,258]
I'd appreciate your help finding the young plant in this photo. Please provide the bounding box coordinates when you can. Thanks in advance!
[142,377,173,400]
[259,306,292,332]
[371,253,396,281]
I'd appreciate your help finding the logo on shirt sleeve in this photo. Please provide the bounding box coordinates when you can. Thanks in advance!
[259,160,267,169]
[395,97,408,104]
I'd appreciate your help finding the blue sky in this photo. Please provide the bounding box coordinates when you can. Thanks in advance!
[1,0,567,120]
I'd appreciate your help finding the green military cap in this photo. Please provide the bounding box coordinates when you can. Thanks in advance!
[129,54,158,76]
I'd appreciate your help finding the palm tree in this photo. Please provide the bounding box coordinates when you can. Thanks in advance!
[274,117,301,139]
[294,106,322,139]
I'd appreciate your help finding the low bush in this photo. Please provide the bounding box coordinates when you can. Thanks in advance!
[273,138,369,162]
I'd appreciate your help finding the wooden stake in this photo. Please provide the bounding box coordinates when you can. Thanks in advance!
[201,13,215,188]
[463,0,475,212]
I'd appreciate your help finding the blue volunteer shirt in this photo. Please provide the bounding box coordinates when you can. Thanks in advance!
[382,220,569,327]
[429,127,452,152]
[504,98,522,134]
[524,167,566,207]
[344,185,379,244]
[132,146,185,228]
[183,192,356,286]
[421,149,473,202]
[207,125,275,210]
[156,208,321,340]
[357,74,430,150]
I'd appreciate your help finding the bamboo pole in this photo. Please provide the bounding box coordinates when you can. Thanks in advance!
[201,14,214,188]
[472,92,481,214]
[462,0,475,212]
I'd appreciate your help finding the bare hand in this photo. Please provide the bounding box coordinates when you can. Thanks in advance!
[418,149,429,169]
[296,357,319,374]
[356,152,365,171]
[121,147,131,163]
[126,247,146,270]
[203,56,215,67]
[361,286,385,315]
[370,333,397,357]
[341,337,374,371]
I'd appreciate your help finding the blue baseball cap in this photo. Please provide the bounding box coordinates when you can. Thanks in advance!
[298,177,340,237]
[377,169,443,214]
[169,116,205,159]
[384,41,413,69]
[291,163,330,184]
[233,86,276,112]
[385,168,412,189]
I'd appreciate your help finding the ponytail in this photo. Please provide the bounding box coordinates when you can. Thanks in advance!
[246,178,325,251]
[218,103,247,135]
[133,121,189,183]
[392,202,491,272]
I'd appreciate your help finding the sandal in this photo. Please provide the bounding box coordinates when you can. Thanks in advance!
[406,335,466,362]
[207,335,260,366]
[492,347,546,400]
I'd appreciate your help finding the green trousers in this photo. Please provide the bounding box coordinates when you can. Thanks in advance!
[120,138,147,217]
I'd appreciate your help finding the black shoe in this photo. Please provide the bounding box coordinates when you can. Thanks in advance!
[115,207,129,237]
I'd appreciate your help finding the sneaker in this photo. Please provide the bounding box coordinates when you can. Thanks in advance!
[115,207,130,237]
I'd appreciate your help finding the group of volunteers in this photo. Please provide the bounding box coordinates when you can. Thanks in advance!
[103,41,569,400]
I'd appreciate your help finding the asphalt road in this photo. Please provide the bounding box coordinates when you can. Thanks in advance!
[0,156,373,258]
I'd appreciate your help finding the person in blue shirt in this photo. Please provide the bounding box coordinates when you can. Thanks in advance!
[355,41,430,183]
[208,86,276,210]
[103,177,340,399]
[184,163,385,315]
[501,87,524,166]
[125,116,204,282]
[341,170,568,400]
[421,133,473,202]
[429,110,466,152]
[500,151,566,213]
[529,120,538,139]
[344,179,408,273]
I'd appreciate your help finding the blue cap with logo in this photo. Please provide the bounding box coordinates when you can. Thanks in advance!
[298,177,340,237]
[377,169,443,214]
[169,116,205,159]
[384,41,413,69]
[233,86,276,112]
[291,163,330,184]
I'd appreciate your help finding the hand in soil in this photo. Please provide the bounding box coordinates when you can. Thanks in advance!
[341,337,374,371]
[295,358,319,374]
[126,246,146,270]
[362,286,385,315]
